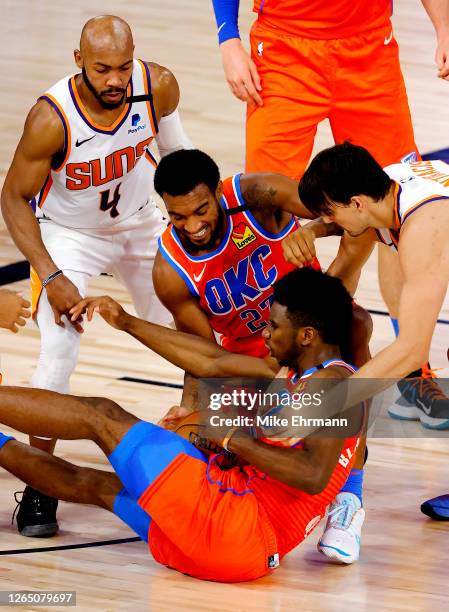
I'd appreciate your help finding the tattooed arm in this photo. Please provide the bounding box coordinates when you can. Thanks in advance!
[239,172,316,219]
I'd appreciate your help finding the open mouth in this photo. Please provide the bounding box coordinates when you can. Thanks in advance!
[190,226,208,240]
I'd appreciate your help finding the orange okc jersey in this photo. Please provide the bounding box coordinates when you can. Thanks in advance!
[252,0,392,38]
[250,359,360,556]
[140,359,360,580]
[35,59,159,229]
[158,174,318,356]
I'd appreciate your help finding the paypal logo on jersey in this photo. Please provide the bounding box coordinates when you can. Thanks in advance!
[128,113,147,134]
[204,245,277,314]
[401,151,418,163]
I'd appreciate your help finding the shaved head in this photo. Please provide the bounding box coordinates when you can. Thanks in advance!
[80,15,133,55]
[75,15,134,110]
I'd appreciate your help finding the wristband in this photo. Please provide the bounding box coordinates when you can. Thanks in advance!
[42,269,63,288]
[212,0,241,45]
[222,426,238,451]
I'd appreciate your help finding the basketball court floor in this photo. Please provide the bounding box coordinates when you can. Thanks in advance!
[0,1,449,610]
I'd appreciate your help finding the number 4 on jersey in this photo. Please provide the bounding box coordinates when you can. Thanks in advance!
[99,183,121,218]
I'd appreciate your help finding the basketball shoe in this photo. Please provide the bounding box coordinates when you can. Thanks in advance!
[388,367,449,429]
[421,494,449,520]
[13,486,59,537]
[317,492,365,564]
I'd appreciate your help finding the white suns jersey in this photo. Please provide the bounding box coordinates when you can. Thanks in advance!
[376,160,449,251]
[35,59,159,229]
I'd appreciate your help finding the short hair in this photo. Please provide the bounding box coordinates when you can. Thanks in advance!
[154,149,220,197]
[298,142,392,216]
[273,268,353,360]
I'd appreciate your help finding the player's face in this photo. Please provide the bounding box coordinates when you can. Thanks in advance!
[263,302,299,367]
[164,183,225,251]
[76,47,133,110]
[322,200,370,237]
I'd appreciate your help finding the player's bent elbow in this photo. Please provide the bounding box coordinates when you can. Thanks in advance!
[306,472,329,495]
[291,463,328,495]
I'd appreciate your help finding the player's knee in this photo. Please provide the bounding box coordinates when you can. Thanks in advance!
[84,396,136,427]
[35,321,80,369]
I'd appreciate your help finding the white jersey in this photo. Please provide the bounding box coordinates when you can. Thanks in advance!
[376,160,449,251]
[35,59,159,230]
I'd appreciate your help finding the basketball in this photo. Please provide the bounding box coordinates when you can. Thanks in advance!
[173,411,223,457]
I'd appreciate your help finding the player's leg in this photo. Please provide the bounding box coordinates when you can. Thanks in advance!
[329,25,449,423]
[329,23,417,320]
[246,21,329,178]
[317,303,370,563]
[23,223,114,535]
[0,434,151,541]
[0,388,138,455]
[19,268,91,536]
[111,204,171,325]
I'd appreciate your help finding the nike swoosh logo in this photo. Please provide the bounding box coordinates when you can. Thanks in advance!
[384,31,393,45]
[416,398,432,415]
[217,22,226,35]
[193,265,207,283]
[75,135,96,147]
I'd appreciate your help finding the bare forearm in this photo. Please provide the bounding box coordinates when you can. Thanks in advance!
[1,197,56,278]
[306,219,342,239]
[122,314,227,377]
[422,0,449,35]
[181,372,199,410]
[228,433,320,493]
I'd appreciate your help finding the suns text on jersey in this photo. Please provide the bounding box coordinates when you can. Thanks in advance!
[65,136,153,190]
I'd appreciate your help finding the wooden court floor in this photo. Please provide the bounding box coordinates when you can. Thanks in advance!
[1,1,449,610]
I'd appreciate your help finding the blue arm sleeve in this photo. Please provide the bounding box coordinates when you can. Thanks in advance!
[211,0,241,45]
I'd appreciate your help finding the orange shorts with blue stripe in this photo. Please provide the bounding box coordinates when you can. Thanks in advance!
[246,18,419,178]
[108,421,278,582]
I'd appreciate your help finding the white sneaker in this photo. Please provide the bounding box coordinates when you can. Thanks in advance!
[317,492,365,564]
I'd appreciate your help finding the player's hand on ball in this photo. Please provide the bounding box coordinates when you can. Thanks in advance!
[45,274,84,332]
[158,405,192,429]
[282,227,317,267]
[0,289,31,333]
[70,296,127,330]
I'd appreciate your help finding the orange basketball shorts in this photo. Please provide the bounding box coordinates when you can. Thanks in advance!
[108,421,279,582]
[246,18,419,178]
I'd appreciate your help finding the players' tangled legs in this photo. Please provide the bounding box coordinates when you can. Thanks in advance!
[0,9,449,582]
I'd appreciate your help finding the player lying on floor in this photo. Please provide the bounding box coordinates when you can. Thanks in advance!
[0,268,364,582]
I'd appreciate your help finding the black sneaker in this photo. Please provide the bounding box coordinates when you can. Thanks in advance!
[13,486,59,537]
[388,375,449,429]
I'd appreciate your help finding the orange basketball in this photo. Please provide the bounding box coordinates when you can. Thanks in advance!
[173,411,223,457]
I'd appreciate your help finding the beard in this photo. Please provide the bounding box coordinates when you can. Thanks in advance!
[184,206,226,254]
[82,67,128,110]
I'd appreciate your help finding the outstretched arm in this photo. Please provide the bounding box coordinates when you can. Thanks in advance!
[153,250,216,410]
[240,172,316,219]
[70,297,276,379]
